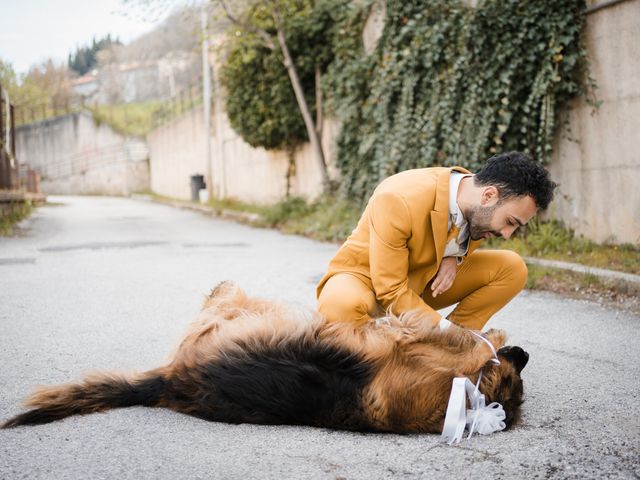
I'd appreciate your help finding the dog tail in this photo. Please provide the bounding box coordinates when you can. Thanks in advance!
[1,369,167,428]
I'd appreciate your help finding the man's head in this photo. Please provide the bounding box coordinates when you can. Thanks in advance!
[465,152,557,241]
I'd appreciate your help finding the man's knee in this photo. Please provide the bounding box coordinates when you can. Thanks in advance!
[498,250,528,290]
[317,274,376,324]
[318,295,369,324]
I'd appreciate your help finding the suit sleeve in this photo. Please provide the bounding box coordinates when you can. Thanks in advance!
[368,191,440,323]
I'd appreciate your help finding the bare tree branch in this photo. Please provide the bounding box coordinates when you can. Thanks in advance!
[216,0,276,50]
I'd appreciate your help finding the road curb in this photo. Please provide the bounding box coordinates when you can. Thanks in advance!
[524,256,640,285]
[131,194,265,224]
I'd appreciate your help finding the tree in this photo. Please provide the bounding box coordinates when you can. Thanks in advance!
[68,35,121,76]
[217,0,332,188]
[0,57,74,120]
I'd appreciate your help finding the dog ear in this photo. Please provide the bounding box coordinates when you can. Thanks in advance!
[497,346,529,374]
[484,328,507,349]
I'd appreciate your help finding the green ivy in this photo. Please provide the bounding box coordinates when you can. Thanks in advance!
[325,0,590,202]
[219,0,591,203]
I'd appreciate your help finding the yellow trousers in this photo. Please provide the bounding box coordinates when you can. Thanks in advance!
[317,250,527,330]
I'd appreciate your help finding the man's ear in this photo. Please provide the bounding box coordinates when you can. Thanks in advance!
[480,186,499,206]
[497,346,529,374]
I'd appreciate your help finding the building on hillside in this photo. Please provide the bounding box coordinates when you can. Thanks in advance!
[71,52,199,105]
[71,70,100,100]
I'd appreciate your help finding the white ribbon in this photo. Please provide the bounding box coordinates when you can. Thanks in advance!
[440,333,506,444]
[470,330,501,365]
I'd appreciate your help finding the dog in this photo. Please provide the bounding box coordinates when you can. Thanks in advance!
[2,281,528,433]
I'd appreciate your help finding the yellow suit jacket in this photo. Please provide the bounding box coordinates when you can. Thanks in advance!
[317,167,481,318]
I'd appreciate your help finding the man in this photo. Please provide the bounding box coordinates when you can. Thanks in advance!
[316,151,556,330]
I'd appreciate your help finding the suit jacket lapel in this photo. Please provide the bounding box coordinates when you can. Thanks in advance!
[430,166,473,267]
[430,169,451,268]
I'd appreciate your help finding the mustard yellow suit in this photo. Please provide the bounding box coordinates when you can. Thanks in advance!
[316,167,527,330]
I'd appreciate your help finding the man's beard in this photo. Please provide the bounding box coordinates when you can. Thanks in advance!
[466,204,502,241]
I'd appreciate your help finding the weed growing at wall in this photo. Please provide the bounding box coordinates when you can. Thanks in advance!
[326,0,590,202]
[0,201,33,236]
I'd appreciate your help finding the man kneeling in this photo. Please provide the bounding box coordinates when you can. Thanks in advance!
[317,151,556,331]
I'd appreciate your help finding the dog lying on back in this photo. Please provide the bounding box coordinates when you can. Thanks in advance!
[2,282,528,433]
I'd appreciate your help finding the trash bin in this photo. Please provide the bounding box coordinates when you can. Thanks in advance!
[190,174,206,202]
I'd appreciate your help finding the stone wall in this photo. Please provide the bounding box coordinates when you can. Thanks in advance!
[15,112,149,196]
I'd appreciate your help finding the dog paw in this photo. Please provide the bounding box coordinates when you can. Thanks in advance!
[484,329,507,350]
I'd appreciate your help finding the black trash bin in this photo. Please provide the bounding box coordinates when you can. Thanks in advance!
[190,174,206,202]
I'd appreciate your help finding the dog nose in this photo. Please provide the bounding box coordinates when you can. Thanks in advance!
[512,346,529,373]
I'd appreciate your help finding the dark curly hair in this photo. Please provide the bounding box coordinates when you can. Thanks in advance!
[474,152,557,210]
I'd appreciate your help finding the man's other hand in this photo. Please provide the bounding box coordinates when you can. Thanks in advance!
[431,257,457,297]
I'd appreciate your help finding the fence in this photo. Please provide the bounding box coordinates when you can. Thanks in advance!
[0,83,18,190]
[13,79,204,137]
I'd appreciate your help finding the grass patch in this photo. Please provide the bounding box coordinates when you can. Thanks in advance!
[486,219,639,275]
[0,201,34,236]
[88,96,202,138]
[268,196,361,243]
[525,263,640,314]
[209,195,361,243]
[88,102,164,137]
[208,196,270,217]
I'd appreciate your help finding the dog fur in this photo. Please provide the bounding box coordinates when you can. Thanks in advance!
[2,281,528,433]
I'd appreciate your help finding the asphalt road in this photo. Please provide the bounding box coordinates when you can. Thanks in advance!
[1,196,638,480]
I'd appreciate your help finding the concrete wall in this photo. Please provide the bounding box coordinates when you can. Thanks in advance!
[147,105,338,203]
[15,112,149,196]
[211,110,339,204]
[147,106,208,200]
[147,41,340,204]
[547,0,640,244]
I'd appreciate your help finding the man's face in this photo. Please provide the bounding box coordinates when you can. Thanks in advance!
[467,192,537,241]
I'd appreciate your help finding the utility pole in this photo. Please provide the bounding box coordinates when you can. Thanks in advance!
[201,2,214,200]
[211,34,227,199]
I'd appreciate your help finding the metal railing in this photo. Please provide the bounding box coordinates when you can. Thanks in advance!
[13,79,204,136]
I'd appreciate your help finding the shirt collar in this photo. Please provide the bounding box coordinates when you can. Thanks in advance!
[449,172,472,227]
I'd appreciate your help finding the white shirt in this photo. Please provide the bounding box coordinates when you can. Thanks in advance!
[444,171,472,261]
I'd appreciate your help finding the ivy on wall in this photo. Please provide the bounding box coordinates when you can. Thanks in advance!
[220,0,591,202]
[326,0,590,202]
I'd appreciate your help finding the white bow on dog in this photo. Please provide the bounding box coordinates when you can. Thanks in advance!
[440,331,506,444]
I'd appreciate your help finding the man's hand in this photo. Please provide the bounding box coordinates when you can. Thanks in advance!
[431,257,458,297]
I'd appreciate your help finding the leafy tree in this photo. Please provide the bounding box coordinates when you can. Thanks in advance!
[0,57,73,120]
[217,0,346,189]
[0,59,20,93]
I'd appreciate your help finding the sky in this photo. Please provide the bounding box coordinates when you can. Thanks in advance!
[0,0,179,75]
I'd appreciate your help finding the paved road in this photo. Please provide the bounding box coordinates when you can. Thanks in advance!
[1,196,638,479]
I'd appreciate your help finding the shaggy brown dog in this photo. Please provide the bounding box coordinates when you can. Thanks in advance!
[2,282,528,433]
